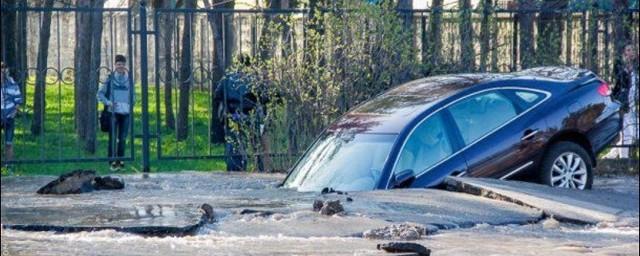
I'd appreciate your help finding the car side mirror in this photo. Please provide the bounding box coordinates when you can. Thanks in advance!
[392,169,415,189]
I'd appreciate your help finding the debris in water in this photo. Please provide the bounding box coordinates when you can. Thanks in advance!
[541,217,560,230]
[94,176,125,190]
[37,170,126,194]
[200,204,215,223]
[313,200,345,216]
[37,170,97,194]
[321,187,347,195]
[363,223,433,240]
[320,200,344,216]
[377,242,431,256]
[239,209,275,217]
[313,200,324,211]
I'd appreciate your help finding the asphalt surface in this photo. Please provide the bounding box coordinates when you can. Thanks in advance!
[446,177,640,224]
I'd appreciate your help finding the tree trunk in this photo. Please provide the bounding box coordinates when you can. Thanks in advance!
[303,0,326,65]
[296,0,326,156]
[259,0,281,61]
[586,7,599,73]
[579,9,587,66]
[613,0,631,63]
[258,0,292,61]
[176,0,195,141]
[259,4,273,61]
[426,0,443,73]
[489,1,498,72]
[73,0,104,153]
[333,0,349,112]
[565,9,573,65]
[394,0,413,83]
[397,0,413,29]
[74,0,93,140]
[459,0,475,72]
[518,0,536,69]
[163,16,177,130]
[154,0,176,130]
[1,0,17,78]
[204,0,227,82]
[479,0,492,72]
[223,3,235,66]
[16,0,28,94]
[537,0,567,66]
[203,0,232,143]
[279,0,292,57]
[84,0,105,153]
[31,0,56,136]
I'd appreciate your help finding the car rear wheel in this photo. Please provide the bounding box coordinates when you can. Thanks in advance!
[540,142,593,190]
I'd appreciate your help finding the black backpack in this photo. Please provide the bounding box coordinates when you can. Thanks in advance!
[99,75,113,132]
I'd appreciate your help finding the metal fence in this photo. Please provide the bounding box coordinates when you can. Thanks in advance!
[1,2,638,173]
[1,6,135,165]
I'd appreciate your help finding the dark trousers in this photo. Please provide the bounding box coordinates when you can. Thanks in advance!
[1,117,16,146]
[108,113,130,160]
[225,129,247,171]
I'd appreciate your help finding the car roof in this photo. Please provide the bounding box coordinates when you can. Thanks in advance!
[511,66,591,81]
[327,66,588,134]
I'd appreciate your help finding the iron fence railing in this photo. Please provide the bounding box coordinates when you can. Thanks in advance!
[1,3,638,173]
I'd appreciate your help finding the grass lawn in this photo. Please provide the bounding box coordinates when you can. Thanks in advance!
[1,79,234,176]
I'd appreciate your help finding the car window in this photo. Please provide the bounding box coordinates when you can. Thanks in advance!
[514,90,546,108]
[394,113,453,175]
[448,91,518,145]
[284,133,397,192]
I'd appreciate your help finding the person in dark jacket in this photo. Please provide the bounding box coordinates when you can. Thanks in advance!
[215,55,253,171]
[1,62,23,162]
[612,44,638,109]
[215,55,274,172]
[97,55,134,171]
[606,43,638,159]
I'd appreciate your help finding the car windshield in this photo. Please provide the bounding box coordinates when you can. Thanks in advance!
[283,132,397,192]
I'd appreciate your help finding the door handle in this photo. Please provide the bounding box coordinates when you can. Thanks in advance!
[451,170,467,177]
[521,129,539,141]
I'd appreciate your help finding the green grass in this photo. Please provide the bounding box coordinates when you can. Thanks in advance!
[1,79,231,176]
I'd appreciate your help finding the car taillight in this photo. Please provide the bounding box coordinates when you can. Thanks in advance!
[597,82,611,96]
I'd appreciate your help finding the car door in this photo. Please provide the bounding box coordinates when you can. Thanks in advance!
[388,111,467,188]
[445,88,549,179]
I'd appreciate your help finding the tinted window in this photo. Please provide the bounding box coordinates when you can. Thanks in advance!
[448,91,518,145]
[395,113,453,175]
[284,133,396,192]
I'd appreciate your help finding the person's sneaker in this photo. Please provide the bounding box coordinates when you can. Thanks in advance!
[110,162,120,172]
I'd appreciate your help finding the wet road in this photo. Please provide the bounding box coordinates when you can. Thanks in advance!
[1,172,638,255]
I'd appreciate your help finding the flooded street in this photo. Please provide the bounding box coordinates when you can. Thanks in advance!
[3,220,638,255]
[2,172,638,255]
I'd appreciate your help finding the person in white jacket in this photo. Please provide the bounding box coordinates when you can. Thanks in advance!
[1,62,23,163]
[97,55,134,171]
[605,43,639,159]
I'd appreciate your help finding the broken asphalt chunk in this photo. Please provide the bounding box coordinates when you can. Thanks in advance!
[377,242,431,256]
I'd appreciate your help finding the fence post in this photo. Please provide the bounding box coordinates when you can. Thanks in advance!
[139,1,151,173]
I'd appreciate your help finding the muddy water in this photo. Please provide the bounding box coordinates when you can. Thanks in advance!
[1,172,638,255]
[2,221,638,255]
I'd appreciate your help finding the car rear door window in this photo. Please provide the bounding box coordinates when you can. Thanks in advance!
[395,113,454,175]
[448,91,518,145]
